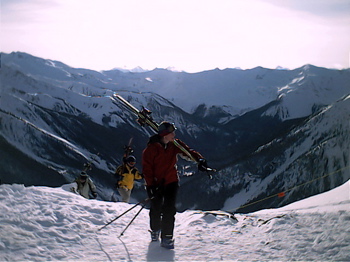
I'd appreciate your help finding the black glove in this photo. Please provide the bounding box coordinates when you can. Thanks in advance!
[146,185,159,199]
[92,192,97,199]
[198,159,209,171]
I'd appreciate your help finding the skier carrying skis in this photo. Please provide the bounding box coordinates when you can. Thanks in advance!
[115,155,143,203]
[71,172,97,199]
[142,121,209,249]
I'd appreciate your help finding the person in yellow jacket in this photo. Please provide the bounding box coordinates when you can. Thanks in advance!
[115,155,143,203]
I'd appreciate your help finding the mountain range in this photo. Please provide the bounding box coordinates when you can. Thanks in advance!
[1,51,349,212]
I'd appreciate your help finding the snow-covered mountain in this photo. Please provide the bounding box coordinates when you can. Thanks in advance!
[3,52,349,121]
[1,51,349,211]
[0,180,349,261]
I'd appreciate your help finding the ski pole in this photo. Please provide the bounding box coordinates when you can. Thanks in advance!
[98,198,150,231]
[119,205,145,237]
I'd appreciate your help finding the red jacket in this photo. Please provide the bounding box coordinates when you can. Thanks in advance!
[142,136,203,186]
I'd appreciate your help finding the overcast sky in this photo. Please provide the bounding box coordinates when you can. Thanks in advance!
[2,0,350,72]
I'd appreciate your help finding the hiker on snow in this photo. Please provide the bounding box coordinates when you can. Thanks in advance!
[115,155,143,203]
[142,121,208,249]
[71,172,97,199]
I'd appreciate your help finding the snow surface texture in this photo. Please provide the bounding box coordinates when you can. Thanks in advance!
[0,181,349,261]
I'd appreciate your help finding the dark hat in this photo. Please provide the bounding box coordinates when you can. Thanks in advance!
[80,171,88,179]
[126,155,136,163]
[158,121,176,137]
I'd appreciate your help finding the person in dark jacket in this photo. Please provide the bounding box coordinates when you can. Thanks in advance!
[142,121,207,249]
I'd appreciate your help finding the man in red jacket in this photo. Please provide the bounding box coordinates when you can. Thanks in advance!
[142,121,207,249]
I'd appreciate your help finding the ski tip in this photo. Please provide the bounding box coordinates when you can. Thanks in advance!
[112,93,122,99]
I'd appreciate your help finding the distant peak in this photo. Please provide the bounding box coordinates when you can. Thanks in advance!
[275,66,289,70]
[111,66,147,73]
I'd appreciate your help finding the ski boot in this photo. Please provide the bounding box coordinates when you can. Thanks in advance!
[161,237,175,249]
[149,230,160,242]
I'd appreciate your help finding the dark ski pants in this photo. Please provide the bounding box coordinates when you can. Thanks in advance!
[148,182,179,239]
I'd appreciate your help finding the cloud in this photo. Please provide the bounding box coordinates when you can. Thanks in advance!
[1,0,61,24]
[262,0,350,19]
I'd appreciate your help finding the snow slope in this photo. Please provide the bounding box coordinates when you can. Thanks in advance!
[0,180,349,261]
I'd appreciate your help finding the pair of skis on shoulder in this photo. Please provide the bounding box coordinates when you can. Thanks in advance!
[111,93,216,178]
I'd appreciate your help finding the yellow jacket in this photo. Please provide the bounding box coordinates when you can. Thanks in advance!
[115,164,143,190]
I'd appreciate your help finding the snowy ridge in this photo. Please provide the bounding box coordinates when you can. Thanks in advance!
[222,94,350,212]
[3,52,350,120]
[0,181,349,261]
